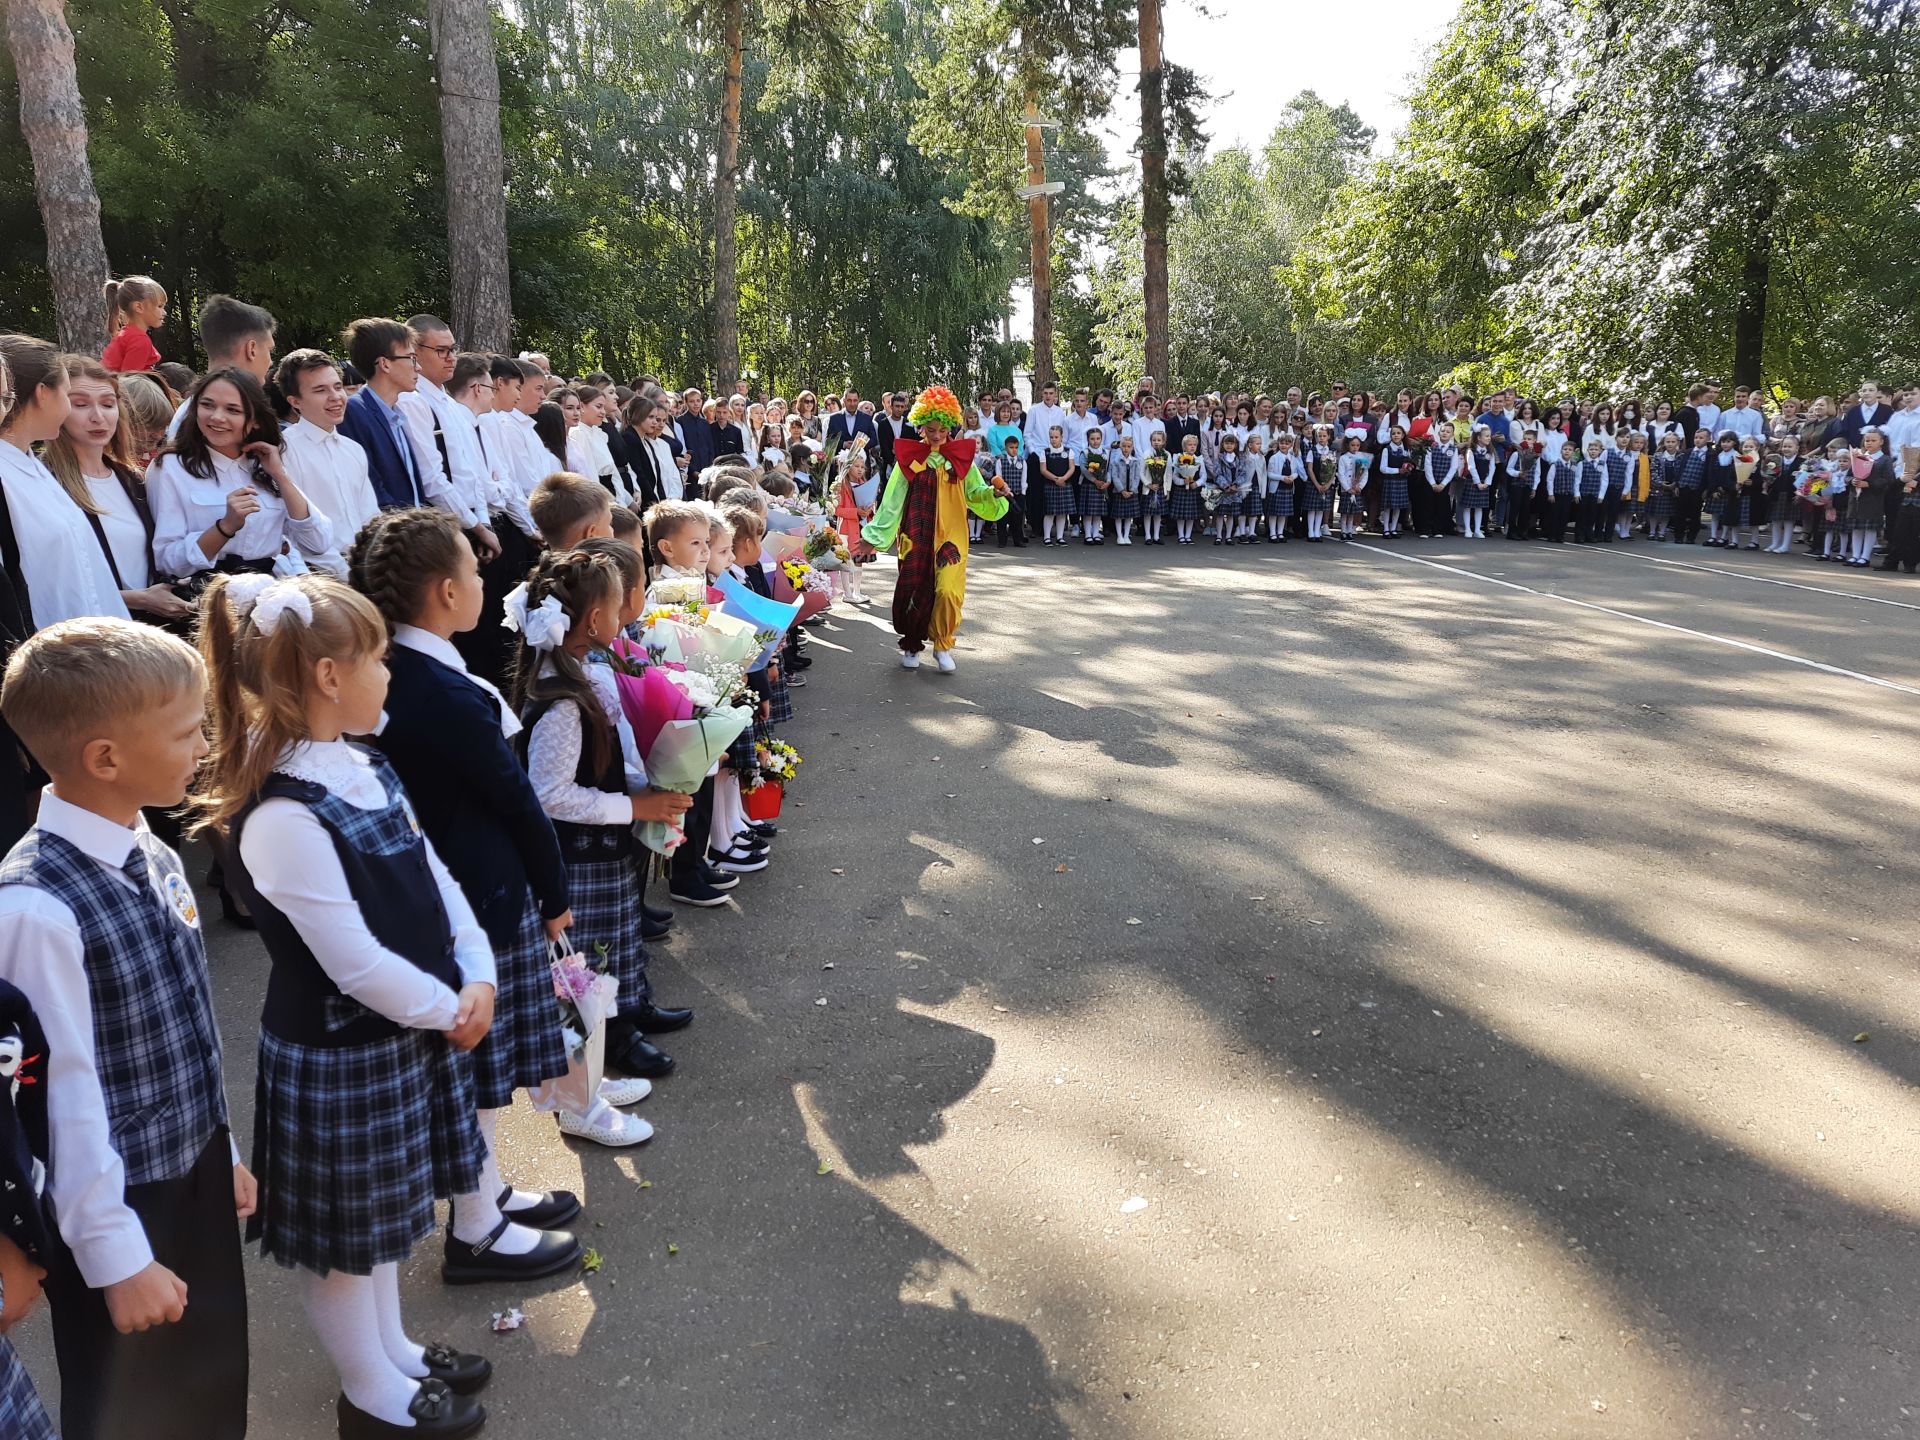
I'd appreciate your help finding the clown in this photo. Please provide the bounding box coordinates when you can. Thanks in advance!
[860,385,1009,672]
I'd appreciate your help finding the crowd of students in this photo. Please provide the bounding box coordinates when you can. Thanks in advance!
[0,285,854,1439]
[948,379,1920,571]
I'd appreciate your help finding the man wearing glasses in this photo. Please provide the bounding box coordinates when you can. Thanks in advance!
[337,317,426,511]
[396,315,500,561]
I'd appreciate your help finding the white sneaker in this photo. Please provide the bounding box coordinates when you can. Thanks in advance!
[558,1101,653,1147]
[599,1075,652,1106]
[1117,535,1131,545]
[933,649,957,673]
[900,651,920,669]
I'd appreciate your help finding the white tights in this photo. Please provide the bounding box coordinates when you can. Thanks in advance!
[1850,527,1876,563]
[1307,511,1326,539]
[453,1109,540,1255]
[303,1264,429,1424]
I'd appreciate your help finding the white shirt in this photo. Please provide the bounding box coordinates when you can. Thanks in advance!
[501,411,551,498]
[0,791,199,1286]
[1024,402,1069,455]
[1719,404,1766,442]
[393,624,519,740]
[647,434,683,501]
[239,740,495,1036]
[147,450,337,580]
[1883,406,1920,476]
[282,420,380,545]
[398,377,489,527]
[1062,409,1093,459]
[83,471,153,591]
[525,669,646,827]
[1696,402,1723,436]
[0,442,130,626]
[472,412,539,538]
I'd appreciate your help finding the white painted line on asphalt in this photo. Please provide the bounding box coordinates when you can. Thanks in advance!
[1349,542,1920,699]
[1566,544,1920,613]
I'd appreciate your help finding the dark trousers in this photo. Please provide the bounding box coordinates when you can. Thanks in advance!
[1576,496,1604,542]
[454,517,537,690]
[993,494,1027,545]
[1890,503,1920,567]
[1674,487,1704,542]
[1506,483,1533,539]
[1542,494,1571,542]
[1024,458,1047,533]
[46,1128,248,1440]
[669,776,716,884]
[1602,492,1622,537]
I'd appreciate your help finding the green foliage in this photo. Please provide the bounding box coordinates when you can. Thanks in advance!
[0,0,1014,390]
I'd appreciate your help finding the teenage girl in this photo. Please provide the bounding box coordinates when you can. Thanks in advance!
[203,573,496,1437]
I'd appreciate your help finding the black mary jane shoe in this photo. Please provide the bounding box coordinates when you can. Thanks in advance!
[441,1218,582,1286]
[498,1185,582,1229]
[339,1379,485,1439]
[422,1342,494,1396]
[746,820,778,839]
[630,1001,695,1034]
[609,1029,676,1078]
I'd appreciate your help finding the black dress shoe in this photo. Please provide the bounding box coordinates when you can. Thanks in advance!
[499,1185,581,1228]
[609,1030,676,1078]
[642,916,674,942]
[441,1219,582,1285]
[745,820,778,838]
[422,1342,493,1396]
[630,1002,694,1034]
[641,902,674,925]
[339,1379,485,1439]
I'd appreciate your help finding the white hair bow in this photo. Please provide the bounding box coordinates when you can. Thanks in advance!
[502,583,570,653]
[227,574,313,635]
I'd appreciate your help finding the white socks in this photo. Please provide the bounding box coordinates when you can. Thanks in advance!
[305,1270,420,1425]
[453,1110,540,1255]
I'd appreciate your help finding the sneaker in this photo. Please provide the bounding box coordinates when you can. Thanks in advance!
[558,1102,653,1147]
[900,651,920,669]
[599,1075,653,1106]
[932,649,957,673]
[715,848,770,874]
[699,863,740,891]
[669,878,729,907]
[786,672,806,687]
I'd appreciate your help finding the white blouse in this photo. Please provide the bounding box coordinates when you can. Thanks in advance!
[238,739,495,1032]
[82,471,153,590]
[147,449,336,579]
[0,442,129,626]
[282,421,381,547]
[525,659,647,827]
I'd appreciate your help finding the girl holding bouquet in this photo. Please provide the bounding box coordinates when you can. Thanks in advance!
[833,453,875,605]
[1335,434,1369,540]
[1648,432,1683,541]
[1142,432,1170,545]
[1377,425,1412,537]
[1764,436,1804,553]
[511,551,695,1100]
[1108,434,1140,546]
[1170,433,1206,545]
[1303,427,1336,541]
[1081,426,1112,545]
[1843,431,1893,568]
[1265,431,1302,542]
[348,509,599,1265]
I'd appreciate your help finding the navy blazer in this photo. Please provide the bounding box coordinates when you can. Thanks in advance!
[824,411,878,454]
[337,387,424,511]
[1833,402,1893,449]
[372,645,569,948]
[678,414,715,480]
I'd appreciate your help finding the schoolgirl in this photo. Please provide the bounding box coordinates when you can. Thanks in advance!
[1038,426,1077,547]
[1141,431,1170,546]
[1459,427,1498,538]
[1730,438,1764,549]
[1236,433,1264,542]
[1334,435,1368,540]
[349,511,609,1247]
[1703,432,1740,546]
[1081,426,1111,545]
[1374,425,1411,537]
[1764,436,1803,553]
[1211,433,1242,544]
[148,367,339,584]
[1418,426,1460,539]
[1169,433,1206,545]
[833,453,876,597]
[1611,430,1648,540]
[1648,432,1683,541]
[1301,426,1336,541]
[1842,430,1893,568]
[1264,432,1301,542]
[1107,435,1140,546]
[510,551,695,1093]
[204,574,497,1438]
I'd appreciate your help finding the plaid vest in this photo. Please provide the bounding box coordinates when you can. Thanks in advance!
[996,454,1025,492]
[1543,460,1578,498]
[1678,450,1709,488]
[1605,450,1633,490]
[0,830,226,1186]
[1578,459,1608,498]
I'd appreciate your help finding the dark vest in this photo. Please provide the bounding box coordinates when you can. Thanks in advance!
[231,749,461,1046]
[518,695,632,860]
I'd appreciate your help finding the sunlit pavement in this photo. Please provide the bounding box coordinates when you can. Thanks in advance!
[18,534,1920,1438]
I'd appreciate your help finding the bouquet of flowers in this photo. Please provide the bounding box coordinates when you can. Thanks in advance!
[781,557,813,590]
[1174,455,1202,487]
[804,524,849,571]
[751,738,801,788]
[1200,483,1222,513]
[1085,452,1109,488]
[1799,459,1831,499]
[528,937,620,1119]
[714,570,803,671]
[1144,455,1168,493]
[1408,438,1432,473]
[1315,452,1338,489]
[1353,452,1373,473]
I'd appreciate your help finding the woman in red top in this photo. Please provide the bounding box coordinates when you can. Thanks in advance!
[101,274,167,372]
[1408,389,1446,441]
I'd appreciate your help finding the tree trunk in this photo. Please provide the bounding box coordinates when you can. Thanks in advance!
[7,0,110,355]
[1137,0,1170,393]
[1024,97,1054,390]
[427,0,513,351]
[1730,219,1770,392]
[712,0,745,393]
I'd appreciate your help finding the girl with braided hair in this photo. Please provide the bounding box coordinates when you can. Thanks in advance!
[348,508,598,1271]
[508,550,693,1141]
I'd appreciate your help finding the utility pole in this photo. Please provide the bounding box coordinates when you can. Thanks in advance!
[1017,98,1064,391]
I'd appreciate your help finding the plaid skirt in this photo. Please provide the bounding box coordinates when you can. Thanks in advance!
[469,898,571,1109]
[0,1342,53,1440]
[1169,485,1204,519]
[1460,484,1491,509]
[250,1026,483,1276]
[1265,484,1296,518]
[1382,475,1410,508]
[768,664,793,725]
[1108,489,1139,519]
[1770,489,1799,524]
[1043,480,1076,514]
[1705,489,1731,519]
[1143,488,1165,515]
[1649,488,1675,520]
[565,853,651,1009]
[1080,485,1109,518]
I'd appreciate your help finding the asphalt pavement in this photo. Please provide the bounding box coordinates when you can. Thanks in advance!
[15,531,1920,1439]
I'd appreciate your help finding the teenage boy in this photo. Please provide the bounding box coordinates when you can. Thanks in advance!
[277,349,381,542]
[0,618,251,1440]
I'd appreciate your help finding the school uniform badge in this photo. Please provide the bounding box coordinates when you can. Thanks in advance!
[163,871,200,928]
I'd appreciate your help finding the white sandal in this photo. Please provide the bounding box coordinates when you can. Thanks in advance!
[598,1075,652,1107]
[558,1100,654,1147]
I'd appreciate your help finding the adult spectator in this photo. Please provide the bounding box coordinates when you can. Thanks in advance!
[277,348,380,543]
[167,294,276,437]
[876,392,916,481]
[396,314,500,561]
[1833,381,1893,447]
[1024,382,1068,459]
[824,386,877,457]
[337,317,425,509]
[1719,386,1767,442]
[1163,394,1202,452]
